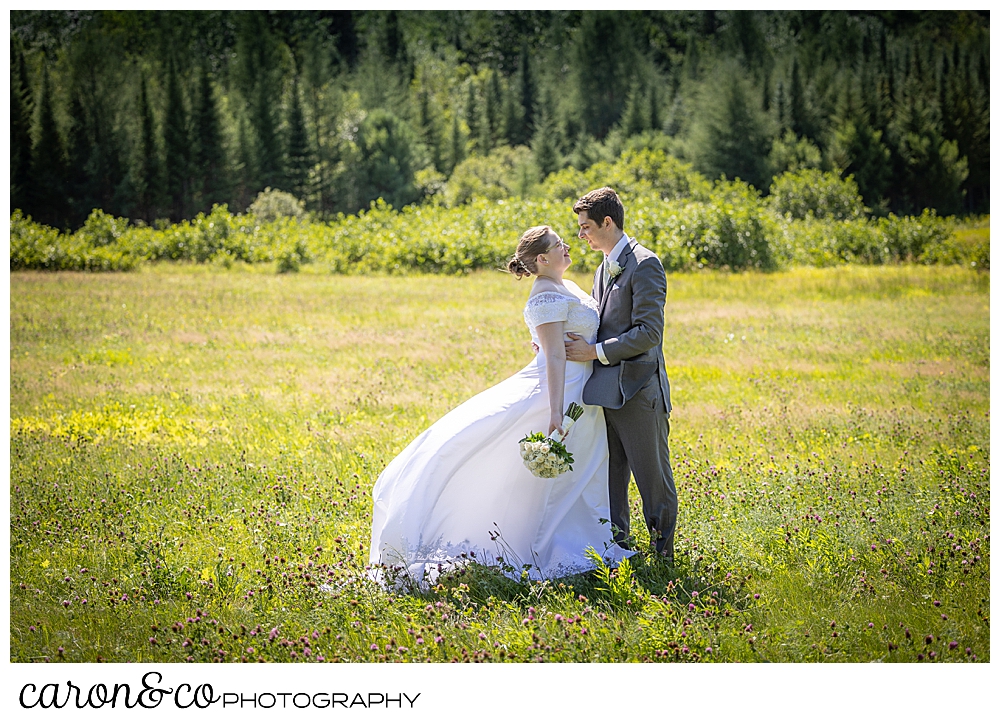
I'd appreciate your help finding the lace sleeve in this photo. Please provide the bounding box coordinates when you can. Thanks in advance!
[523,292,571,331]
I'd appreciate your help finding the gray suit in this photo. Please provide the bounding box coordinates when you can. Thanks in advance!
[583,237,677,560]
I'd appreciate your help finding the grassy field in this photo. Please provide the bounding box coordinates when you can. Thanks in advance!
[9,264,989,663]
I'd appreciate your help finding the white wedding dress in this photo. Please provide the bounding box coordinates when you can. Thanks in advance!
[369,280,633,587]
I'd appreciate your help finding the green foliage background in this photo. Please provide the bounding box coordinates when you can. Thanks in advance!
[10,151,990,275]
[10,10,989,232]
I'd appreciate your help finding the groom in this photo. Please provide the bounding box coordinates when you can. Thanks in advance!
[565,187,677,562]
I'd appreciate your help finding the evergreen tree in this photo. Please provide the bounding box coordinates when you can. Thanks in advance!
[382,10,406,66]
[10,43,33,212]
[29,63,68,228]
[16,41,32,118]
[517,42,535,144]
[299,25,338,215]
[621,80,647,137]
[684,35,701,81]
[464,80,480,154]
[568,131,599,171]
[531,90,561,178]
[284,74,313,202]
[648,82,663,133]
[64,88,93,226]
[939,45,989,213]
[254,68,282,191]
[234,12,284,191]
[416,88,444,172]
[889,80,968,215]
[937,50,950,135]
[774,80,787,130]
[688,62,774,189]
[234,112,257,211]
[353,109,420,210]
[163,57,191,221]
[447,112,466,175]
[826,80,890,209]
[501,82,521,147]
[788,56,813,139]
[573,11,634,138]
[192,61,227,212]
[136,71,163,222]
[484,68,503,149]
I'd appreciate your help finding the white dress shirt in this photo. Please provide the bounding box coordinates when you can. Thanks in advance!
[595,234,630,366]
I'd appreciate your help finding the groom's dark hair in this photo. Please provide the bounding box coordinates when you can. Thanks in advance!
[573,187,624,231]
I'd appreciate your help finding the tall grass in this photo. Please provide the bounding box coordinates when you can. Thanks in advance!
[10,265,989,662]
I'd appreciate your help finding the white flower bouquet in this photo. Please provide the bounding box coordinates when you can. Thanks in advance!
[518,402,586,478]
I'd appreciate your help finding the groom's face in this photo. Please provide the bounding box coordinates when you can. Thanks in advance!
[577,211,614,253]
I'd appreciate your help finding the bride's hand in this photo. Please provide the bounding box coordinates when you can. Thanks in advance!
[548,415,565,438]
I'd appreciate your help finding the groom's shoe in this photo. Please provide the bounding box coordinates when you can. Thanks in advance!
[652,532,674,565]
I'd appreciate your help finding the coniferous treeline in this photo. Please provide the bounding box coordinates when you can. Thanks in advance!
[10,10,989,230]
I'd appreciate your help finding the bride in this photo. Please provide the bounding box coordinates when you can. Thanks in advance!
[369,225,632,587]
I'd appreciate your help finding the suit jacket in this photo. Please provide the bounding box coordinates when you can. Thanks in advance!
[582,237,672,413]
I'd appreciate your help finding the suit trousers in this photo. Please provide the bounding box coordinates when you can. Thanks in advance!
[604,378,677,560]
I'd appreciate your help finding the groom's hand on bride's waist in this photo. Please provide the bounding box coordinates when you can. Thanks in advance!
[565,333,598,362]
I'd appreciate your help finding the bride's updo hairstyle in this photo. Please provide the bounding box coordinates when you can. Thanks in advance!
[506,225,553,280]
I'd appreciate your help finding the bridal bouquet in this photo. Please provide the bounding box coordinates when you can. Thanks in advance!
[518,402,586,478]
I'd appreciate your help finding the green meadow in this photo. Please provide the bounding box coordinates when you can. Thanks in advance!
[9,264,989,662]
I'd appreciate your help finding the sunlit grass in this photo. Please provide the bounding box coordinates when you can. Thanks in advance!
[10,265,989,662]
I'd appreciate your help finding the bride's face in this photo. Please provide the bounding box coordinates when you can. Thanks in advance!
[538,232,572,274]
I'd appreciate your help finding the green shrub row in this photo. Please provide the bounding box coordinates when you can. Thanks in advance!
[10,151,987,274]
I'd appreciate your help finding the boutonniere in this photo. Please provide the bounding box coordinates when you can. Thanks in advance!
[608,258,623,279]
